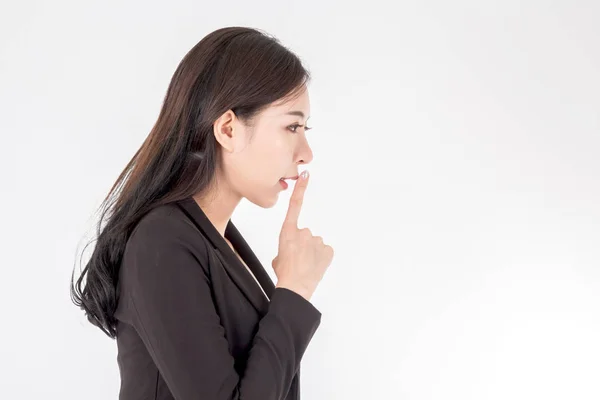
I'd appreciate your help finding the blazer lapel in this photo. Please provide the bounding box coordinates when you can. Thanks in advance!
[176,197,274,316]
[225,221,276,300]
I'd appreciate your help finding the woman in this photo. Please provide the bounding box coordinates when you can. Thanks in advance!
[70,26,334,400]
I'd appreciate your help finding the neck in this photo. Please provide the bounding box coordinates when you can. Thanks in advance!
[192,174,242,237]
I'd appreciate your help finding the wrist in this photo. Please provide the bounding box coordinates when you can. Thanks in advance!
[275,282,313,302]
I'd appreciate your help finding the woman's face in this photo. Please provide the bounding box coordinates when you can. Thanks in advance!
[213,85,314,208]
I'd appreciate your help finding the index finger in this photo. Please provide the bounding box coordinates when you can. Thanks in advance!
[282,171,309,230]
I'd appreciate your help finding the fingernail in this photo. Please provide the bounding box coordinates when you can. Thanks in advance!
[301,170,309,179]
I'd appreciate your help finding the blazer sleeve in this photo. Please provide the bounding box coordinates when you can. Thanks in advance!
[121,213,322,400]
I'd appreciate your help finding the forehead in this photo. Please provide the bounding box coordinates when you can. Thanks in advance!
[262,87,311,119]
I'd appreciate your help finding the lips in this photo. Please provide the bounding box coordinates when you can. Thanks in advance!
[279,175,298,190]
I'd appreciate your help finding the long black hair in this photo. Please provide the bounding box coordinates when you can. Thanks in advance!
[70,26,311,339]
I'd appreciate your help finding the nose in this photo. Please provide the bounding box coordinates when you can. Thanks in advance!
[296,135,314,165]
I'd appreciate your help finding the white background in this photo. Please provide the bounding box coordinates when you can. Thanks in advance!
[1,1,599,399]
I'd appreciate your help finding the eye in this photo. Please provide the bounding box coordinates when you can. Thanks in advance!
[288,123,313,133]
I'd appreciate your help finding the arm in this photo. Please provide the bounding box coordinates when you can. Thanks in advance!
[122,214,321,400]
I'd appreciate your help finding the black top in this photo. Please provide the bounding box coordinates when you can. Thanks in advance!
[114,197,322,399]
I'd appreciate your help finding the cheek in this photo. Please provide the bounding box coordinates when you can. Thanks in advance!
[262,135,285,151]
[234,132,292,182]
[248,139,289,182]
[254,135,288,162]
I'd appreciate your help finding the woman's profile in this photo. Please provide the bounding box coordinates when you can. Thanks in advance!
[70,26,334,400]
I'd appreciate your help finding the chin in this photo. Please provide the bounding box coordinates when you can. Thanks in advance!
[245,191,279,209]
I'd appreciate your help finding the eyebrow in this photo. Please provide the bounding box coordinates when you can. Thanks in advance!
[285,111,310,120]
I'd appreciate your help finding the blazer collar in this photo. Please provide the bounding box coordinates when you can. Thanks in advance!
[175,197,275,316]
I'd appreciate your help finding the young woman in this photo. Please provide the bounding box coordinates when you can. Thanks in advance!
[70,26,334,400]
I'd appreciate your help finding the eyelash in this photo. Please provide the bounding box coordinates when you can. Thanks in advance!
[288,123,313,133]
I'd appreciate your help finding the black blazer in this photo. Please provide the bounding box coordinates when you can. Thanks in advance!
[114,197,322,400]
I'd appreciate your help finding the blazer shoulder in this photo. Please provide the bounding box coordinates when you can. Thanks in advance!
[126,202,210,261]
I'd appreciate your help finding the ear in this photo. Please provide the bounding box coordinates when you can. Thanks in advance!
[213,109,237,152]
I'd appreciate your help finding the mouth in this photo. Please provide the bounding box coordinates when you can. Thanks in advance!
[279,175,298,190]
